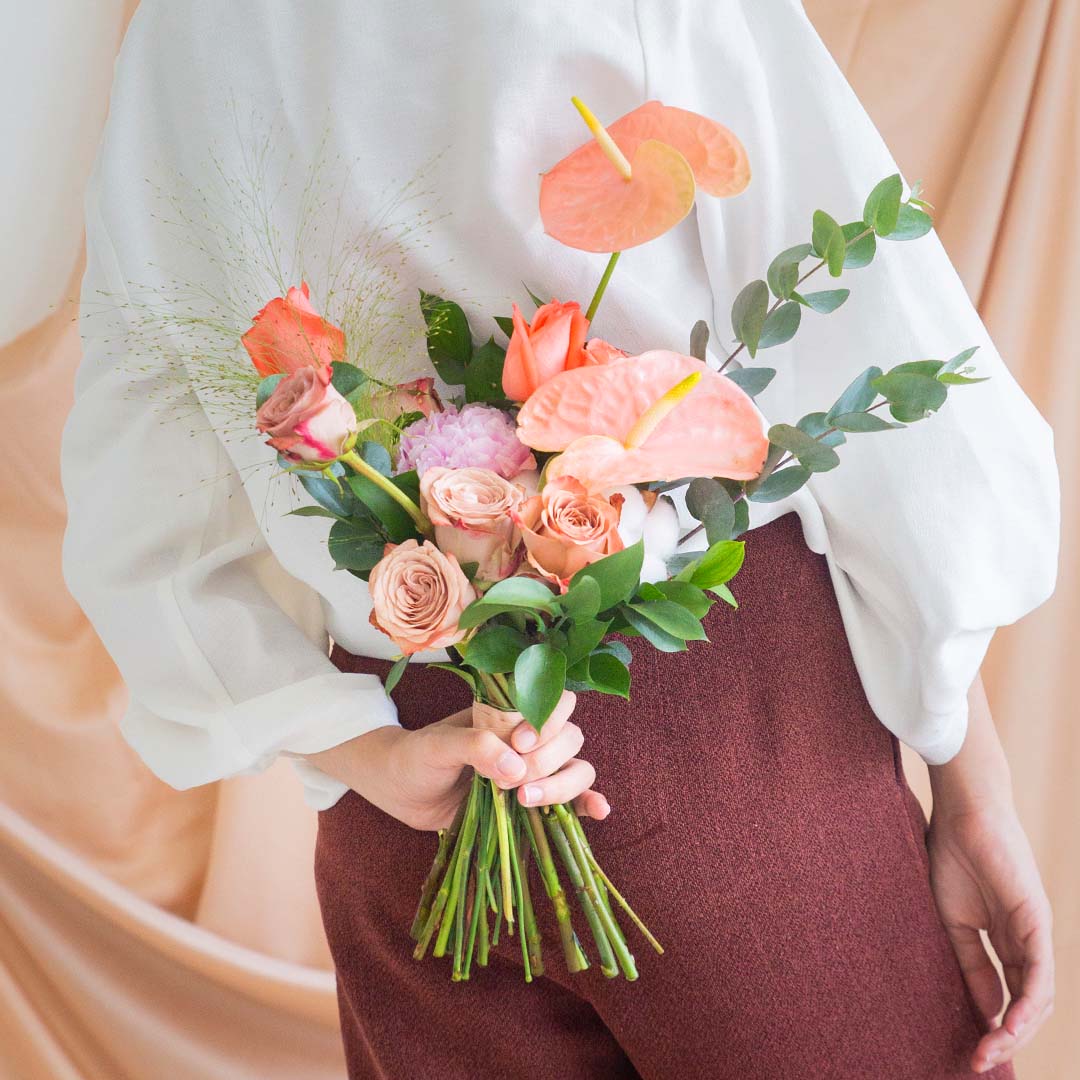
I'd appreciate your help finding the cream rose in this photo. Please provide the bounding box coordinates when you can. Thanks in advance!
[368,540,477,656]
[419,467,525,583]
[515,477,624,589]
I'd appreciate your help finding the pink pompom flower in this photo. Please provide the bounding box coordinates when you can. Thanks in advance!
[396,403,536,479]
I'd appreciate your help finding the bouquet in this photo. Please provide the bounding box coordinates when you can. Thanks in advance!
[244,98,984,982]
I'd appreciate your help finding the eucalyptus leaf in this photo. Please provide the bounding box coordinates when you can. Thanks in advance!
[330,361,369,398]
[724,367,776,397]
[826,366,883,423]
[514,644,567,731]
[798,289,850,314]
[871,371,948,422]
[811,210,846,276]
[359,440,392,476]
[287,459,357,517]
[863,174,903,236]
[842,222,877,268]
[889,360,944,377]
[730,280,770,358]
[747,465,812,503]
[686,477,736,544]
[938,372,989,385]
[941,346,979,374]
[689,319,710,361]
[731,497,750,539]
[831,411,901,432]
[766,243,813,300]
[767,423,841,472]
[797,411,847,448]
[888,203,934,241]
[758,302,802,349]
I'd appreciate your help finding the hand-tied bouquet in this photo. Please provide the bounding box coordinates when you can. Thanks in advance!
[246,99,984,982]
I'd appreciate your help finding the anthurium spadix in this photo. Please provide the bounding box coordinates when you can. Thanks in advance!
[540,99,751,252]
[516,350,770,488]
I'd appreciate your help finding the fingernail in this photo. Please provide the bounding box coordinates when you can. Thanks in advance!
[497,750,523,778]
[522,784,543,805]
[514,728,538,751]
[597,797,610,818]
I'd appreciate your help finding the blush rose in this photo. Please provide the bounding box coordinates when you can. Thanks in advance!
[256,366,358,463]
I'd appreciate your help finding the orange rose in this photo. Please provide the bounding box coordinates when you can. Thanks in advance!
[501,300,589,402]
[242,281,346,378]
[515,478,624,590]
[368,540,477,656]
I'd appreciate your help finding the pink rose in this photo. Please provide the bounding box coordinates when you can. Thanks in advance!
[501,299,590,402]
[368,540,477,655]
[514,477,625,590]
[380,377,442,418]
[256,366,358,463]
[582,338,629,365]
[242,281,346,378]
[420,467,525,583]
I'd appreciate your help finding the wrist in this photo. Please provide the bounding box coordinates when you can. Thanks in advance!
[305,724,408,788]
[928,752,1013,822]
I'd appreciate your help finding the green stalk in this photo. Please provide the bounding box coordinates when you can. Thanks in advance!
[340,449,432,537]
[434,776,481,958]
[514,804,544,977]
[585,251,621,322]
[491,782,515,932]
[554,804,637,980]
[413,817,464,960]
[410,798,467,940]
[506,800,532,982]
[458,863,481,981]
[526,806,588,972]
[545,808,617,978]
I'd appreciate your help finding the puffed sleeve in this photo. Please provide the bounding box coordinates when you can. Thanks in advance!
[637,0,1060,762]
[60,165,399,811]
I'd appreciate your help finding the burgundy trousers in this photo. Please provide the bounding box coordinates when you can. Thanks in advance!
[317,513,1012,1079]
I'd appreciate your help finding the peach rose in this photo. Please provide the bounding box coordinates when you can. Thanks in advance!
[373,377,443,420]
[256,366,358,463]
[242,281,346,378]
[582,338,629,365]
[368,540,477,656]
[420,467,525,583]
[501,299,589,402]
[515,477,625,589]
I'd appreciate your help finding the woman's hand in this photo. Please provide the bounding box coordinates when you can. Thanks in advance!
[306,690,610,831]
[927,799,1054,1073]
[926,676,1054,1074]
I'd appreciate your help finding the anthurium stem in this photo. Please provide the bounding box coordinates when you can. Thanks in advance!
[586,251,621,322]
[340,449,432,537]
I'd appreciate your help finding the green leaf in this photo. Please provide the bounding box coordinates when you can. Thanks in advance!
[330,361,369,398]
[465,337,506,404]
[890,360,944,377]
[731,497,750,539]
[563,618,612,667]
[766,243,813,300]
[494,314,515,339]
[650,579,713,619]
[478,576,558,610]
[257,374,284,408]
[585,652,631,698]
[798,289,850,314]
[514,644,567,731]
[419,290,472,384]
[758,301,802,349]
[730,280,770,359]
[689,320,710,361]
[594,640,633,665]
[941,346,979,374]
[748,465,812,503]
[559,574,602,621]
[686,477,736,544]
[871,371,949,422]
[286,460,357,517]
[384,656,409,695]
[345,474,418,543]
[938,372,989,385]
[683,539,746,589]
[617,605,688,653]
[842,222,877,268]
[831,410,901,432]
[826,366,883,423]
[767,423,841,473]
[797,411,846,448]
[286,505,344,520]
[863,174,903,236]
[711,582,738,608]
[464,625,529,674]
[523,283,546,309]
[724,367,776,397]
[570,541,644,612]
[888,203,934,241]
[328,518,385,573]
[811,210,846,276]
[358,440,392,476]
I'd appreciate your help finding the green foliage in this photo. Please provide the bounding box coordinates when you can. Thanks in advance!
[286,458,357,518]
[568,542,644,613]
[767,244,813,300]
[514,644,567,730]
[796,411,847,448]
[797,289,849,314]
[685,477,736,544]
[563,618,612,667]
[677,539,746,590]
[384,656,409,695]
[831,411,899,432]
[811,210,846,276]
[465,337,507,403]
[358,440,392,476]
[559,575,602,620]
[731,280,770,359]
[826,366,882,423]
[328,517,385,573]
[419,290,472,384]
[841,222,876,268]
[758,302,802,349]
[494,314,515,339]
[689,320,710,361]
[863,173,904,237]
[724,367,776,397]
[767,423,841,473]
[256,373,284,408]
[871,370,948,422]
[330,361,369,398]
[464,625,529,673]
[748,464,812,503]
[458,576,558,630]
[346,473,418,543]
[888,204,933,241]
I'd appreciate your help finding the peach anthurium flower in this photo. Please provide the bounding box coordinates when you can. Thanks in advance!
[516,350,769,488]
[242,281,346,377]
[502,300,590,402]
[540,99,750,253]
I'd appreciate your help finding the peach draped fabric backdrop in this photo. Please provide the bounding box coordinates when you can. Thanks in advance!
[0,1,1075,1077]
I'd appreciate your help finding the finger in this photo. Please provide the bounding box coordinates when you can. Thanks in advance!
[510,690,577,753]
[503,722,584,789]
[433,727,526,786]
[946,925,1005,1026]
[518,757,596,808]
[573,789,611,821]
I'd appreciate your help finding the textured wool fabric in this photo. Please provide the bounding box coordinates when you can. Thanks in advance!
[318,514,1013,1080]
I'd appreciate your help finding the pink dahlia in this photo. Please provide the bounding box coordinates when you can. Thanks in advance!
[396,404,535,479]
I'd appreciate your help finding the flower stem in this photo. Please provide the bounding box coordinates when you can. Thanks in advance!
[506,803,533,982]
[491,783,515,932]
[526,806,589,972]
[410,798,467,940]
[340,449,432,537]
[586,251,621,322]
[434,775,481,958]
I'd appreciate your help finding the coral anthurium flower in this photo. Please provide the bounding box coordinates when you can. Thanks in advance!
[502,300,590,402]
[516,350,769,487]
[540,100,750,253]
[241,281,346,377]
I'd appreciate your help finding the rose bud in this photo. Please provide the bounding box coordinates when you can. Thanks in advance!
[256,366,358,463]
[514,477,624,590]
[501,299,589,402]
[242,281,346,378]
[368,540,477,655]
[419,467,525,583]
[372,377,442,420]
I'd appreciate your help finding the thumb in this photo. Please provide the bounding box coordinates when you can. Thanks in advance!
[428,726,527,786]
[946,923,1005,1025]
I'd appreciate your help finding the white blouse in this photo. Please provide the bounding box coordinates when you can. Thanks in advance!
[62,0,1059,810]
